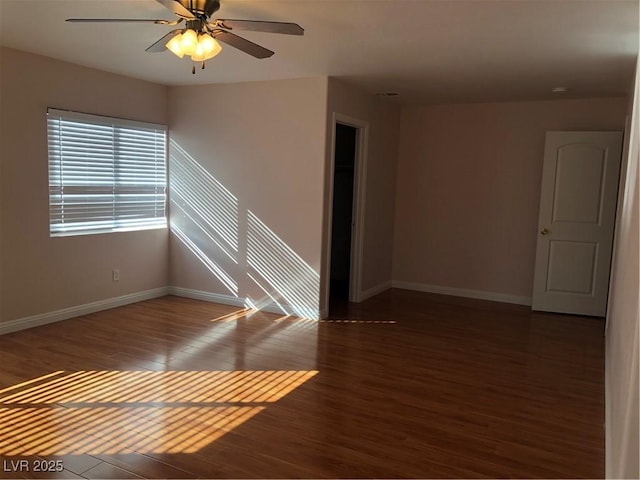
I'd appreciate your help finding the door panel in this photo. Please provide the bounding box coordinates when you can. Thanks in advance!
[546,241,597,294]
[532,131,622,316]
[552,145,606,224]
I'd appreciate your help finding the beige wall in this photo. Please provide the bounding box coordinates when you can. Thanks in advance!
[168,77,328,318]
[0,48,169,323]
[393,97,628,302]
[606,60,639,479]
[322,78,400,307]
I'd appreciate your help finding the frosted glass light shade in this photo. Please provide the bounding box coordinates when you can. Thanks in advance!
[199,34,221,57]
[191,42,206,62]
[192,34,222,61]
[179,29,198,56]
[166,33,184,58]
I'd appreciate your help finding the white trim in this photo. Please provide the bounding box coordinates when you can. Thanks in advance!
[360,281,392,301]
[392,281,532,306]
[47,107,167,131]
[252,301,320,320]
[169,287,320,320]
[343,114,369,304]
[168,286,245,308]
[0,287,169,335]
[322,113,370,312]
[605,348,612,478]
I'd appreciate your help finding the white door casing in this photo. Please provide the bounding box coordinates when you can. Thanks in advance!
[321,113,369,316]
[532,131,623,316]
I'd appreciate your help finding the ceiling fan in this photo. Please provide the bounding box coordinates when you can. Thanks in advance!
[67,0,304,73]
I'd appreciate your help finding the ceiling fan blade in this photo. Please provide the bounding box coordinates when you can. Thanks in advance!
[213,30,274,59]
[154,0,195,19]
[214,19,304,35]
[66,18,179,24]
[146,29,183,52]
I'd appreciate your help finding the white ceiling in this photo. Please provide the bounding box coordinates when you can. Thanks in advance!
[1,0,638,104]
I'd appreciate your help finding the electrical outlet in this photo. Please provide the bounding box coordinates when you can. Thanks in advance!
[112,269,120,282]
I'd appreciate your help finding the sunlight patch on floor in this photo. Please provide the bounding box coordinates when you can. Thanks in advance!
[0,370,317,456]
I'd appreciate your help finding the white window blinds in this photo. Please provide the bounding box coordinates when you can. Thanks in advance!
[47,108,167,236]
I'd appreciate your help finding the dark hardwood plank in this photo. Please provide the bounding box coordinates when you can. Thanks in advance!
[0,290,605,478]
[82,461,141,479]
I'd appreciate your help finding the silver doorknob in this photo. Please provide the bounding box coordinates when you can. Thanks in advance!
[540,227,550,235]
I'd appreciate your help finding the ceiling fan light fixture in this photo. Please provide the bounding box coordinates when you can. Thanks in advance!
[166,33,185,58]
[67,0,304,72]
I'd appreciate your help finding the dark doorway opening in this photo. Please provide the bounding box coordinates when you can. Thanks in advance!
[329,123,357,307]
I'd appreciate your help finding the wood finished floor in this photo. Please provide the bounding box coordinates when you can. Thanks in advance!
[0,289,605,479]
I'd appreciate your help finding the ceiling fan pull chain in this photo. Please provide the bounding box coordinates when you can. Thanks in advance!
[192,64,196,74]
[202,61,206,70]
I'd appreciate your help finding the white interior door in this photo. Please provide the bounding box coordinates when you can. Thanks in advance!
[532,131,623,316]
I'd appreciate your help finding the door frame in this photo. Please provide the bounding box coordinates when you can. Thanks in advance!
[322,113,369,313]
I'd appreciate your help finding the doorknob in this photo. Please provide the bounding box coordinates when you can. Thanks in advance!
[540,227,550,235]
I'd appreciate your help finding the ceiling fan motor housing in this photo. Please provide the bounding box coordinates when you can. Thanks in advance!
[186,19,206,32]
[180,0,221,18]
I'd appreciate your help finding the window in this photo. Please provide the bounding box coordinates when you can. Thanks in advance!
[47,108,167,236]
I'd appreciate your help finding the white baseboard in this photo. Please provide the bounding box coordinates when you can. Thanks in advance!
[169,286,321,320]
[0,281,530,335]
[168,286,245,308]
[250,302,319,320]
[0,287,170,335]
[392,281,532,306]
[359,281,392,301]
